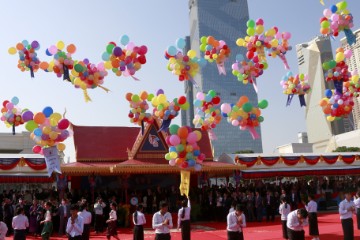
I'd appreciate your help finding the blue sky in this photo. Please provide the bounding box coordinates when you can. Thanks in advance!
[0,0,359,161]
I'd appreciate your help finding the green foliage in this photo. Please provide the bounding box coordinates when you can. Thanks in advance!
[233,150,255,154]
[332,146,360,152]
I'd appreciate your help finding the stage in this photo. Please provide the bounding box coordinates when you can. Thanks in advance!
[6,212,360,239]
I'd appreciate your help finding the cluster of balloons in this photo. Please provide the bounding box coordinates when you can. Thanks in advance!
[280,72,311,107]
[267,31,292,69]
[323,48,352,94]
[125,91,154,127]
[0,97,24,135]
[8,40,42,78]
[166,38,205,87]
[320,89,354,121]
[23,107,71,153]
[193,90,222,140]
[343,71,360,97]
[199,36,231,75]
[321,1,356,45]
[151,89,190,131]
[43,41,77,81]
[231,54,267,90]
[165,124,205,171]
[102,35,147,80]
[72,59,109,102]
[221,96,268,139]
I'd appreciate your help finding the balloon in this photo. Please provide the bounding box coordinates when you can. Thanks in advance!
[58,118,70,130]
[42,107,53,118]
[258,99,269,109]
[33,112,46,124]
[32,145,42,154]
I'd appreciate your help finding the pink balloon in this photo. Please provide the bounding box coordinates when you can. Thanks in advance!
[256,18,264,25]
[187,132,197,144]
[169,135,181,146]
[323,9,332,18]
[58,119,70,130]
[221,103,231,114]
[32,145,42,154]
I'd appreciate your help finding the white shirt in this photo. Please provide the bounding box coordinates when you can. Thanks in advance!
[229,207,235,213]
[133,211,146,226]
[279,203,291,221]
[12,214,29,230]
[216,197,223,207]
[339,199,356,219]
[305,200,317,213]
[78,210,92,225]
[94,202,106,215]
[152,211,173,234]
[66,216,84,237]
[45,210,52,222]
[177,200,191,227]
[0,221,8,240]
[109,210,117,221]
[227,212,246,232]
[286,210,308,231]
[354,198,360,209]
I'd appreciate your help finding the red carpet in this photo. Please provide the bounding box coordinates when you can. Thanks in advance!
[6,212,360,239]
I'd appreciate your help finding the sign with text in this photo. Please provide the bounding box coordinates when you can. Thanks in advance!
[179,171,190,197]
[43,146,62,177]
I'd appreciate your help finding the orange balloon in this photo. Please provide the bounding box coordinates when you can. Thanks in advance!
[178,126,189,139]
[66,44,76,54]
[323,105,331,115]
[39,62,49,70]
[16,43,24,51]
[34,112,46,124]
[237,96,249,106]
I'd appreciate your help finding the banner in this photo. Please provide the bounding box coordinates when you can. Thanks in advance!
[179,170,190,197]
[43,146,62,177]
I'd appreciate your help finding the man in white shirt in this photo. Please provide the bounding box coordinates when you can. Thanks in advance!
[339,191,355,240]
[305,195,319,240]
[0,221,8,240]
[66,204,84,240]
[12,207,29,240]
[353,190,360,230]
[78,203,92,240]
[177,197,191,240]
[227,204,246,240]
[286,208,308,240]
[152,202,173,240]
[94,197,106,233]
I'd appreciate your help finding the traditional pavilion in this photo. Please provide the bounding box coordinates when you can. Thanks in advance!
[61,119,241,201]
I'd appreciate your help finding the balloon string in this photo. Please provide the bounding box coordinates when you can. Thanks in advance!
[83,89,92,102]
[279,54,290,70]
[98,85,110,92]
[216,63,226,75]
[29,66,35,78]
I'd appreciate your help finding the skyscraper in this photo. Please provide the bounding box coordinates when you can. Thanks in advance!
[296,36,350,152]
[340,30,360,130]
[183,0,263,157]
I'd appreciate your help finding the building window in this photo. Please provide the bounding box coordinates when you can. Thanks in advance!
[230,92,236,96]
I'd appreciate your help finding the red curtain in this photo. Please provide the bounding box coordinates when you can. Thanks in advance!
[322,156,339,164]
[282,156,300,166]
[24,158,47,170]
[0,159,20,170]
[303,156,321,165]
[237,157,258,167]
[260,157,280,166]
[341,155,356,164]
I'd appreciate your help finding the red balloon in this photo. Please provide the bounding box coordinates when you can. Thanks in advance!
[2,101,9,108]
[246,51,254,59]
[212,96,220,105]
[178,96,187,105]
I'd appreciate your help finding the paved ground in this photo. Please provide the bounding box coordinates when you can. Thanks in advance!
[5,212,360,239]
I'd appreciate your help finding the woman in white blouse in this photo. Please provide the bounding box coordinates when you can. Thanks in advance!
[279,196,290,240]
[106,202,120,240]
[40,202,53,240]
[133,204,146,240]
[177,197,191,240]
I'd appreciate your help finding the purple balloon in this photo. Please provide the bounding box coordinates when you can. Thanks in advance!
[113,47,123,57]
[31,41,39,49]
[22,111,34,122]
[83,58,90,65]
[156,89,164,96]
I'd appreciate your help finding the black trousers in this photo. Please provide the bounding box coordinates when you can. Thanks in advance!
[357,208,360,230]
[14,229,26,240]
[281,220,288,239]
[308,212,319,236]
[68,236,82,240]
[133,225,144,240]
[227,231,244,240]
[287,228,305,240]
[82,224,90,240]
[94,214,104,232]
[266,205,274,221]
[181,220,191,240]
[341,218,354,240]
[155,233,171,240]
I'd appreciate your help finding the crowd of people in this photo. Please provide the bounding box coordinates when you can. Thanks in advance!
[0,176,359,240]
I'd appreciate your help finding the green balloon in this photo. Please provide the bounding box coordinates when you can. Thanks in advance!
[247,28,255,36]
[165,153,171,161]
[258,99,269,109]
[208,90,216,97]
[181,102,190,110]
[169,124,180,135]
[246,19,255,28]
[242,102,253,113]
[258,116,264,122]
[131,94,140,102]
[74,64,83,73]
[25,120,37,132]
[200,36,207,44]
[176,144,184,152]
[200,44,206,52]
[106,44,115,54]
[147,93,155,101]
[329,60,337,69]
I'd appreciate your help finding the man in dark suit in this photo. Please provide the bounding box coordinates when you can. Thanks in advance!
[290,189,299,211]
[255,191,263,222]
[57,198,70,236]
[2,198,13,236]
[265,190,276,222]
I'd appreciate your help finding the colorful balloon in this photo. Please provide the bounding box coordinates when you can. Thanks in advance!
[280,72,311,107]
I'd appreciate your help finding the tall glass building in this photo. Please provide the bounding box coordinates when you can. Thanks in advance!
[182,0,263,157]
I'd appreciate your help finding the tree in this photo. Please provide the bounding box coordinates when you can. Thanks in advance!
[332,146,360,152]
[233,150,254,154]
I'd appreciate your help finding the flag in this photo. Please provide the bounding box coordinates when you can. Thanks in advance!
[43,146,62,177]
[179,170,190,197]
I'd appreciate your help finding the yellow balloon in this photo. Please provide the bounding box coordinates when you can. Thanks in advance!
[255,25,264,35]
[42,126,51,134]
[57,41,65,50]
[327,116,335,122]
[187,50,197,59]
[236,38,245,47]
[8,47,17,55]
[336,52,345,63]
[104,61,112,70]
[57,143,66,151]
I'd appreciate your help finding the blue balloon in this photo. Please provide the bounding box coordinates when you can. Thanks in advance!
[330,5,338,13]
[11,97,19,105]
[102,52,110,61]
[167,46,177,56]
[169,146,177,152]
[197,58,207,67]
[42,106,53,117]
[34,128,42,137]
[206,45,212,51]
[222,113,228,117]
[22,40,29,47]
[193,150,200,156]
[236,54,244,62]
[325,89,332,98]
[188,159,196,167]
[176,38,186,49]
[333,103,339,109]
[120,35,130,45]
[194,99,202,107]
[45,49,52,56]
